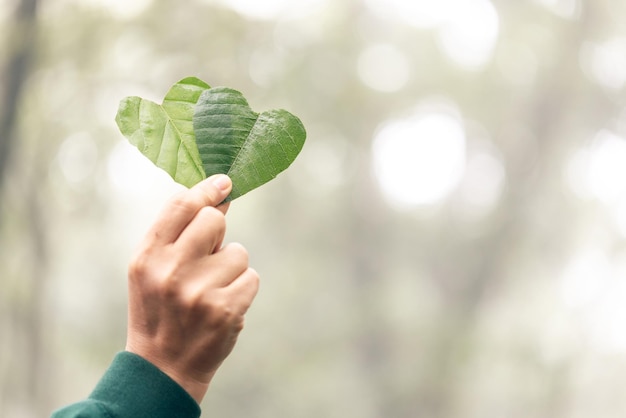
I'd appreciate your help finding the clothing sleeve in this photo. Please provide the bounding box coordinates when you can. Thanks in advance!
[51,351,201,418]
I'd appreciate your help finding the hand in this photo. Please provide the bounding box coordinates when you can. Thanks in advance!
[124,174,260,403]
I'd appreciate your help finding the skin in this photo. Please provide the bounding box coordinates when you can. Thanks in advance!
[124,174,260,404]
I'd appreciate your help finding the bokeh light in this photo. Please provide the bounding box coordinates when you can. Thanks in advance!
[357,43,410,92]
[365,0,500,70]
[566,130,626,204]
[580,37,626,91]
[456,149,506,217]
[365,0,457,29]
[532,0,582,20]
[106,140,179,199]
[211,0,328,20]
[67,0,153,19]
[560,248,626,353]
[56,132,99,186]
[436,0,500,70]
[372,107,466,209]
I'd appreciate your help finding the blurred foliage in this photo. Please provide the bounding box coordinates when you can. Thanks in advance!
[1,0,626,417]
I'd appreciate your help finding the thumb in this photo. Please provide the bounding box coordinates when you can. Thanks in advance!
[194,174,232,208]
[142,174,233,246]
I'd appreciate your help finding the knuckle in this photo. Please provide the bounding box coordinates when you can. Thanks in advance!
[128,249,151,281]
[194,207,226,243]
[225,242,249,263]
[184,287,207,312]
[169,190,205,215]
[214,300,234,318]
[156,272,181,299]
[207,299,237,327]
[198,206,225,227]
[169,192,194,210]
[205,294,247,330]
[232,317,245,333]
[128,248,182,297]
[248,268,260,288]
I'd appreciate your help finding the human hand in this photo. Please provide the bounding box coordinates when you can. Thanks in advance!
[124,174,260,403]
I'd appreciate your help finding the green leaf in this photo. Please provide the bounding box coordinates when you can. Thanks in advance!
[193,87,307,201]
[115,77,306,201]
[115,77,211,188]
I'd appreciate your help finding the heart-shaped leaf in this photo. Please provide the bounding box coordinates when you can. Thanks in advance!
[115,78,306,201]
[115,77,211,188]
[193,87,306,201]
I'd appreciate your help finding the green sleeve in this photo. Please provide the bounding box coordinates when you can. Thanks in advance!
[51,351,201,418]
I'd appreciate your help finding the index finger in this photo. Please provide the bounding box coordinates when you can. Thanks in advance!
[145,174,232,246]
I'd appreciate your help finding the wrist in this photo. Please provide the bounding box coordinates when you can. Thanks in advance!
[124,345,215,404]
[157,366,214,405]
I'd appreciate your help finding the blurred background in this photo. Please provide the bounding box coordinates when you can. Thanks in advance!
[2,0,626,416]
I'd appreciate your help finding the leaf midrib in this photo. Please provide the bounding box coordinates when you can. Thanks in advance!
[161,98,205,179]
[225,110,260,179]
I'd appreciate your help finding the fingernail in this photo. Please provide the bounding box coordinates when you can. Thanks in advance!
[212,174,231,191]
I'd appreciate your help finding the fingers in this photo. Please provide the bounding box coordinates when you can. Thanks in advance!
[224,267,260,315]
[190,243,250,287]
[146,175,232,245]
[182,245,259,317]
[175,206,226,257]
[183,243,258,311]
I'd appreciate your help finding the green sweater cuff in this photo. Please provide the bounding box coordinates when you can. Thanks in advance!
[89,351,201,418]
